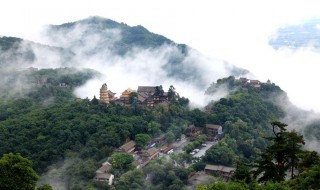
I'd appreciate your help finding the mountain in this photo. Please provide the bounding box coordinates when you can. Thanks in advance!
[1,17,248,91]
[0,36,74,69]
[45,16,177,56]
[269,18,320,49]
[42,16,248,87]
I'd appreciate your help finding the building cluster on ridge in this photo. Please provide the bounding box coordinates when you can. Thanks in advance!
[239,77,271,88]
[99,83,170,108]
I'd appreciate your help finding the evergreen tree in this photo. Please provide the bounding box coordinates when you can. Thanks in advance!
[155,85,164,98]
[168,85,177,101]
[91,95,99,105]
[253,122,305,182]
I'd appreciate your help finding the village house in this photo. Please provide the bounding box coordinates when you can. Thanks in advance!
[37,77,48,85]
[239,77,249,84]
[116,140,136,153]
[143,147,160,160]
[239,77,268,88]
[187,124,202,134]
[204,104,213,113]
[59,83,67,87]
[205,124,223,141]
[249,80,261,88]
[137,86,156,95]
[130,147,161,169]
[205,124,223,136]
[152,135,166,144]
[132,159,142,169]
[94,161,114,185]
[161,145,174,155]
[204,164,235,180]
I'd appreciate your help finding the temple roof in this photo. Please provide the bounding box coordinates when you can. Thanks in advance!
[137,86,156,93]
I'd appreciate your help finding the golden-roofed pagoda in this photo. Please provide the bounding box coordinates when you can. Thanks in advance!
[119,88,135,104]
[100,83,116,104]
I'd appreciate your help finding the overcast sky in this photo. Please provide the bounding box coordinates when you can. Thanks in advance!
[1,0,320,112]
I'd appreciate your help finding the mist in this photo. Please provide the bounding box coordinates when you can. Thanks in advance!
[3,15,320,115]
[24,19,240,107]
[201,16,320,113]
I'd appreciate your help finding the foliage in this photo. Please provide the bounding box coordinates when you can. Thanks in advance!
[1,73,318,189]
[0,153,39,190]
[197,180,291,190]
[197,181,249,190]
[129,92,138,104]
[0,36,22,51]
[232,161,254,184]
[37,184,53,190]
[134,134,151,149]
[48,16,175,55]
[0,91,191,174]
[115,169,146,190]
[110,153,134,172]
[286,164,320,190]
[304,120,320,142]
[297,151,320,173]
[202,77,286,165]
[38,156,97,190]
[203,140,235,166]
[165,130,176,144]
[183,138,205,153]
[155,85,164,97]
[0,67,99,102]
[253,122,305,182]
[170,152,193,166]
[205,76,240,95]
[188,109,207,128]
[143,161,189,190]
[168,85,177,101]
[0,37,73,68]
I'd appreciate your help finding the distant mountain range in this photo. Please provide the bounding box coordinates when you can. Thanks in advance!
[269,18,320,49]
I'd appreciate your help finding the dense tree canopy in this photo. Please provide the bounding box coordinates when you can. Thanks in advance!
[1,75,319,189]
[0,153,39,190]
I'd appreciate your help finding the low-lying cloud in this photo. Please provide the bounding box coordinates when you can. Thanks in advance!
[25,19,242,107]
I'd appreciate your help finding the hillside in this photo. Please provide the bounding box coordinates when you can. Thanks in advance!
[0,67,99,102]
[0,74,288,188]
[0,74,319,190]
[0,36,74,68]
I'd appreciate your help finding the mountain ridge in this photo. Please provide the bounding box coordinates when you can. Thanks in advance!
[1,16,248,90]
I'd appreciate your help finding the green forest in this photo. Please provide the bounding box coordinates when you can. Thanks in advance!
[0,70,319,190]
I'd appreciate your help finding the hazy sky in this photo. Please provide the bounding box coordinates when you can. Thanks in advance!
[1,0,320,112]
